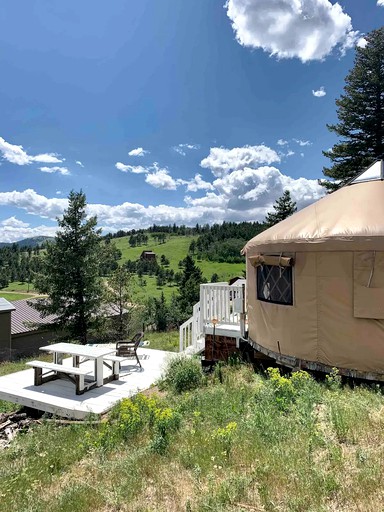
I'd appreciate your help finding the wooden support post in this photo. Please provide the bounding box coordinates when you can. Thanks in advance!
[35,367,43,386]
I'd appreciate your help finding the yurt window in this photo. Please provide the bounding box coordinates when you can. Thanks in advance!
[256,265,293,305]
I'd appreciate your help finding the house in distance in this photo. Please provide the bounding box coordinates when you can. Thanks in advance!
[140,250,156,262]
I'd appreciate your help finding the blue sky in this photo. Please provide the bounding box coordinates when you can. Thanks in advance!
[0,0,383,242]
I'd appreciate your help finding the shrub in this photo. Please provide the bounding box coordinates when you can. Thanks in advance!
[162,355,204,394]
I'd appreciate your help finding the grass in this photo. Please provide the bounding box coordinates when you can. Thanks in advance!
[0,292,38,301]
[0,281,41,301]
[144,330,179,352]
[0,362,384,511]
[1,281,38,293]
[114,234,245,301]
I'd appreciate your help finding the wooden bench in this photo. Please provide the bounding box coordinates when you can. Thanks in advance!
[27,361,92,395]
[103,355,131,382]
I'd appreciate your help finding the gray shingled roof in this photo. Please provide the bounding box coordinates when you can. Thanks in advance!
[9,299,123,335]
[10,299,57,335]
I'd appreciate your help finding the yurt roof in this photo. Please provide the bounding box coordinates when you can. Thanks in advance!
[243,161,384,254]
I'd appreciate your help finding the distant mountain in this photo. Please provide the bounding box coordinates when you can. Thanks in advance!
[0,236,55,248]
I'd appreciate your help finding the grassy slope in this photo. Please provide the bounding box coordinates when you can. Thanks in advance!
[114,234,245,301]
[0,363,383,511]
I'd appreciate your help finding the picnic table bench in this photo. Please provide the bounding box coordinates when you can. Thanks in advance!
[27,360,92,395]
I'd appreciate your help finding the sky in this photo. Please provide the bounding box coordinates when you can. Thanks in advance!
[0,0,383,242]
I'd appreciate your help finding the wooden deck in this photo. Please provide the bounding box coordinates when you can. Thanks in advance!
[0,348,175,419]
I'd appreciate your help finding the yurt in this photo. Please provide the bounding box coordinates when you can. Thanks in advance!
[242,161,384,380]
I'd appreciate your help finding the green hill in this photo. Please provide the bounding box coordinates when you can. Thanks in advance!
[113,234,245,301]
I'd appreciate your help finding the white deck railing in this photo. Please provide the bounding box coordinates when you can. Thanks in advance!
[179,282,245,352]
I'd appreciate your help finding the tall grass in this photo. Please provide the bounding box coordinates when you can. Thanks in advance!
[0,362,384,511]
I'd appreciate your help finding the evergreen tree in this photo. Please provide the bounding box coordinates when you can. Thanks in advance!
[104,266,133,339]
[33,190,103,344]
[154,292,168,331]
[178,255,205,317]
[321,28,384,191]
[265,190,297,227]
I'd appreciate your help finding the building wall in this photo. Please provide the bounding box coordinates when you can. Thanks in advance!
[247,251,384,374]
[0,330,57,361]
[0,311,12,360]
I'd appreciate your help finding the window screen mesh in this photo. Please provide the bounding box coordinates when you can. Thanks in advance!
[257,265,293,305]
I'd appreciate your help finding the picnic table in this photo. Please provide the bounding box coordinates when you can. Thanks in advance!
[27,342,117,395]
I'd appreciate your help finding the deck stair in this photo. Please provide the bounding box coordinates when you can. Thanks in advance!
[179,281,246,353]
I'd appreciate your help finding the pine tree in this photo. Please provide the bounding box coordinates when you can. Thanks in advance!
[321,27,384,191]
[33,190,103,344]
[265,190,297,227]
[104,266,133,339]
[178,255,205,317]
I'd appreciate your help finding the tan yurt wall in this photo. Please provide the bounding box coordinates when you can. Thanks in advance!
[247,252,318,362]
[247,250,384,374]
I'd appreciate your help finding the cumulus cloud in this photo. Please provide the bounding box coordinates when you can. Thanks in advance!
[0,136,62,165]
[172,143,199,156]
[39,166,70,175]
[145,167,179,190]
[0,189,68,220]
[76,161,84,167]
[286,150,295,157]
[1,216,29,228]
[225,0,359,62]
[184,192,226,208]
[128,147,148,157]
[312,86,326,97]
[185,174,214,192]
[0,162,325,243]
[277,139,288,146]
[115,162,149,174]
[377,0,384,6]
[201,144,280,177]
[212,165,324,212]
[356,37,367,48]
[0,222,57,244]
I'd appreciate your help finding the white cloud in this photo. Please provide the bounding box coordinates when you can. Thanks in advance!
[128,147,148,157]
[145,167,178,190]
[1,216,29,228]
[173,143,199,156]
[0,222,57,244]
[0,136,62,165]
[185,174,214,192]
[201,144,280,177]
[225,0,359,62]
[286,150,295,157]
[76,160,84,167]
[0,165,325,242]
[184,192,226,208]
[294,139,312,146]
[115,162,149,174]
[39,166,70,175]
[0,189,68,219]
[56,191,62,195]
[377,0,384,6]
[212,165,324,212]
[277,139,288,146]
[356,37,367,48]
[312,86,326,97]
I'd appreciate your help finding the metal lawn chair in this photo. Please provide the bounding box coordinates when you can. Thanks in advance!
[116,332,144,368]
